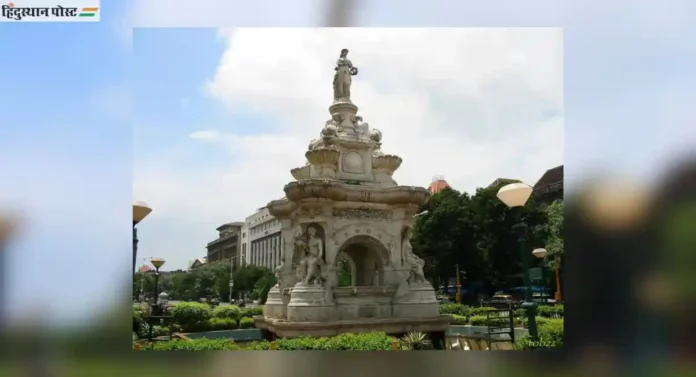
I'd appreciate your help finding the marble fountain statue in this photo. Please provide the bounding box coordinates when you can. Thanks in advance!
[255,48,451,340]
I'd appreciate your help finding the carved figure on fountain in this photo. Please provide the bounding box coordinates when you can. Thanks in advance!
[401,227,426,285]
[295,225,326,286]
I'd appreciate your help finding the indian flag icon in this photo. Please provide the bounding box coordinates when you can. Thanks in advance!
[78,7,98,17]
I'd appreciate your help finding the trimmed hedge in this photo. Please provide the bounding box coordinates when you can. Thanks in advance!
[537,304,564,318]
[207,318,238,331]
[470,307,497,316]
[439,303,471,316]
[469,315,508,327]
[147,332,399,351]
[151,338,240,351]
[241,306,263,318]
[514,318,564,349]
[239,317,255,329]
[212,305,243,321]
[274,332,398,350]
[170,302,212,332]
[450,314,469,325]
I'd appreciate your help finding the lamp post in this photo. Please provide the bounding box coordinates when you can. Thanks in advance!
[496,183,539,343]
[133,201,152,274]
[554,255,562,301]
[532,248,547,303]
[148,257,165,347]
[150,258,165,307]
[229,280,234,304]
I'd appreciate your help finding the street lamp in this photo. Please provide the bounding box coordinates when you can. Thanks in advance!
[150,258,165,306]
[532,248,548,303]
[496,182,539,343]
[554,255,562,302]
[133,201,152,274]
[148,257,165,346]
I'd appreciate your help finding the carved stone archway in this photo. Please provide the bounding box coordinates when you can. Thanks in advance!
[332,223,392,260]
[336,235,389,287]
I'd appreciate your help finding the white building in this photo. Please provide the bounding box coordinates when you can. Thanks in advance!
[240,222,250,266]
[245,207,282,271]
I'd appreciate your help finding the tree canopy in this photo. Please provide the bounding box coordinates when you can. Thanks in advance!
[411,183,552,294]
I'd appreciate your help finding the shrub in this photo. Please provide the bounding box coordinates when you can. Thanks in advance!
[439,303,471,316]
[133,303,148,333]
[208,318,238,331]
[171,302,212,332]
[151,338,240,351]
[469,315,509,327]
[276,332,397,350]
[244,341,272,350]
[241,307,263,318]
[521,316,550,328]
[239,317,255,329]
[450,314,468,325]
[537,304,563,318]
[514,308,526,318]
[470,307,497,316]
[212,305,243,321]
[538,318,564,347]
[399,332,432,350]
[514,318,563,349]
[469,315,488,326]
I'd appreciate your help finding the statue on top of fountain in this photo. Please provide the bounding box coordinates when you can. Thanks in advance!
[333,48,358,103]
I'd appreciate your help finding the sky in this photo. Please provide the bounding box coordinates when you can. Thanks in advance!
[0,0,694,326]
[133,27,564,272]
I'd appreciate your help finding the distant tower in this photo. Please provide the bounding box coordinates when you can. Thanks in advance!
[428,175,450,194]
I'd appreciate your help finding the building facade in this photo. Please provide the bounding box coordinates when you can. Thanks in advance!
[206,222,244,271]
[240,222,249,267]
[245,207,282,271]
[532,165,563,205]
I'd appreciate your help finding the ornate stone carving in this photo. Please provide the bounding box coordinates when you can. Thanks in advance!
[401,227,426,285]
[306,148,340,165]
[372,155,402,174]
[332,207,392,220]
[369,128,382,143]
[342,151,364,174]
[333,48,358,102]
[290,165,310,180]
[295,225,326,286]
[297,206,323,218]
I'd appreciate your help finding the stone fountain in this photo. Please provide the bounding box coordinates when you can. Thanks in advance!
[255,48,451,340]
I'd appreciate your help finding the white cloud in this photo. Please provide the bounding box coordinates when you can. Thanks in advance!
[134,28,564,269]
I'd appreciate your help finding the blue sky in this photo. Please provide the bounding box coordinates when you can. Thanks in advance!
[1,0,694,326]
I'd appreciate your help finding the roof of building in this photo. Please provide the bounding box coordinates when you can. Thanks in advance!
[533,165,563,190]
[428,175,450,194]
[138,265,151,273]
[188,257,207,269]
[216,222,244,231]
[487,178,521,188]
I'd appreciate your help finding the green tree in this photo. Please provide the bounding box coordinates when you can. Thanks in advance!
[412,187,476,290]
[253,272,277,304]
[543,200,563,258]
[412,183,549,294]
[133,272,155,299]
[232,265,273,298]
